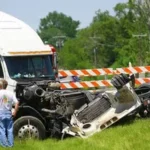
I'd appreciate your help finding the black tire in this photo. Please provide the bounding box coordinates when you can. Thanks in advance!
[14,116,46,140]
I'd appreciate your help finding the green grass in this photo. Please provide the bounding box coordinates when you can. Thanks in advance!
[1,118,150,150]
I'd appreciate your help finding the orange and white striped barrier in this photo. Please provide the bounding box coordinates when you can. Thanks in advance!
[60,78,150,89]
[59,66,150,89]
[59,66,150,77]
[116,66,150,74]
[135,78,150,85]
[58,68,114,77]
[60,80,112,89]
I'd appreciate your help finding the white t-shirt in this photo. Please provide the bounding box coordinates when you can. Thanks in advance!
[0,89,18,117]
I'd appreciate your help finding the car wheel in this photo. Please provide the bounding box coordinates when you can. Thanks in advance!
[14,116,46,140]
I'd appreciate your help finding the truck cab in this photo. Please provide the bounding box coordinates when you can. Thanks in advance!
[0,11,60,139]
[0,11,57,92]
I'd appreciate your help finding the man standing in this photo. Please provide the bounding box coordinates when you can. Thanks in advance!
[0,79,19,147]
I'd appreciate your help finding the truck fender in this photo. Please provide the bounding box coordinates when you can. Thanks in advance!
[15,105,46,124]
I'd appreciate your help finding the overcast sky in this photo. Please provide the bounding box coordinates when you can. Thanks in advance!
[0,0,127,31]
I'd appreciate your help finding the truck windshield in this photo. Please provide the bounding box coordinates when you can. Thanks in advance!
[4,55,55,80]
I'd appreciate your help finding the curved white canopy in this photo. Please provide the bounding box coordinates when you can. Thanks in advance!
[0,11,50,55]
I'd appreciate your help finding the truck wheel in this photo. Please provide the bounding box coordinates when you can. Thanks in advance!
[14,116,46,140]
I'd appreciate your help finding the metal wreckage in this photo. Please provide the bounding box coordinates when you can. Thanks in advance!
[2,11,149,140]
[13,73,150,139]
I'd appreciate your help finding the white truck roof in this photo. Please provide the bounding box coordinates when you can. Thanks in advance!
[0,11,52,56]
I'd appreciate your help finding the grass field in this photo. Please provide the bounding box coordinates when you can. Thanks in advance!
[1,118,150,150]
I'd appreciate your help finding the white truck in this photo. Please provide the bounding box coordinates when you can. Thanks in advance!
[0,11,57,91]
[0,11,60,139]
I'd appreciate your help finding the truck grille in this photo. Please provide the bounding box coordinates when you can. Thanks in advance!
[76,96,111,123]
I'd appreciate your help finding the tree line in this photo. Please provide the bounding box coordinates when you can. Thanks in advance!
[37,0,150,70]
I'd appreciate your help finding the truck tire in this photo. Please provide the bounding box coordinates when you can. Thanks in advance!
[14,116,46,140]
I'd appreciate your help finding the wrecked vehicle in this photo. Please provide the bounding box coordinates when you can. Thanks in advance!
[13,73,150,139]
[2,11,146,140]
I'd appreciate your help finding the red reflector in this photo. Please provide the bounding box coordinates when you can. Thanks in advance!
[49,45,56,52]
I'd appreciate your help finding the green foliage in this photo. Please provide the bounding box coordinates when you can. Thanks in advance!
[59,37,92,69]
[110,0,149,67]
[37,11,80,46]
[90,12,119,67]
[37,0,150,70]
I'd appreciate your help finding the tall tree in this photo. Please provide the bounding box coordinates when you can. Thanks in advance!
[37,0,150,70]
[58,27,93,69]
[89,10,118,67]
[37,11,80,46]
[113,0,148,67]
[59,10,119,69]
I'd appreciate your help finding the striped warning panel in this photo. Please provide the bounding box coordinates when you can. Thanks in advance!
[135,78,150,85]
[60,80,112,89]
[59,66,150,77]
[60,78,150,89]
[116,66,150,74]
[58,68,114,77]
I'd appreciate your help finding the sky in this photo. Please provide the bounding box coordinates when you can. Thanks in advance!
[0,0,127,31]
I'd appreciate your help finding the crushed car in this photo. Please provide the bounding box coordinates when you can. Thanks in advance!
[13,73,150,139]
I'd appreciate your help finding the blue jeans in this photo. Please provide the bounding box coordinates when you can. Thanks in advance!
[0,117,14,147]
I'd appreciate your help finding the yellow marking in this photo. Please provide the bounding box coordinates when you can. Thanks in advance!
[9,50,52,55]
